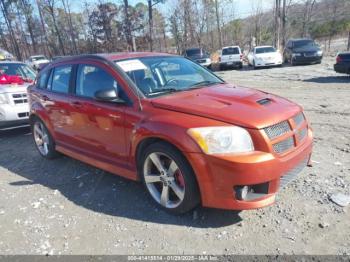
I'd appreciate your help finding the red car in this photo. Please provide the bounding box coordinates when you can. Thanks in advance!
[28,53,313,214]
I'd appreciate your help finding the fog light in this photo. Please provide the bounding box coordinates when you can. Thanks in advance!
[235,186,249,200]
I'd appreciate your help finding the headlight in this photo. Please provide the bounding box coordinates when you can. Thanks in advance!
[187,126,254,154]
[0,93,9,104]
[206,58,211,63]
[317,50,323,56]
[292,53,302,57]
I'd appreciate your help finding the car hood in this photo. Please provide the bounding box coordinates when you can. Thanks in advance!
[151,84,301,129]
[293,46,320,53]
[187,54,210,60]
[255,52,281,59]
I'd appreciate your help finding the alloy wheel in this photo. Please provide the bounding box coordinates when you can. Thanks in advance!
[143,152,185,209]
[33,121,49,156]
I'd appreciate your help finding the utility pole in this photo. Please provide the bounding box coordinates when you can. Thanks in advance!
[274,0,281,49]
[281,0,286,50]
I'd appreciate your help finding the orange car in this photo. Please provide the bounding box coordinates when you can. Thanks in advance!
[28,53,313,214]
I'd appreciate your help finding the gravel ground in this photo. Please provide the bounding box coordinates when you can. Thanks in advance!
[0,57,349,255]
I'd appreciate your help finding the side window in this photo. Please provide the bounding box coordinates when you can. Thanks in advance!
[37,70,50,89]
[51,65,72,93]
[76,64,119,99]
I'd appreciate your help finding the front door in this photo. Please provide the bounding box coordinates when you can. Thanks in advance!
[68,63,129,165]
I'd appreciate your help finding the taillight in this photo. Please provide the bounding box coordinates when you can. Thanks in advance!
[336,55,342,63]
[240,54,243,60]
[218,57,221,62]
[0,74,24,85]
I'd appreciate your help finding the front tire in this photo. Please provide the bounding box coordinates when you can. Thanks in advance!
[31,117,59,159]
[140,142,200,214]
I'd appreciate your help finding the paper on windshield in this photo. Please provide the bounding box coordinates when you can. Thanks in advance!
[116,59,147,72]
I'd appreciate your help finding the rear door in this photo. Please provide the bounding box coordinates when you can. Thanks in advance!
[44,64,75,143]
[68,63,129,165]
[221,47,241,64]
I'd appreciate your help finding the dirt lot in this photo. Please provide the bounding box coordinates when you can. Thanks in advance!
[0,56,349,255]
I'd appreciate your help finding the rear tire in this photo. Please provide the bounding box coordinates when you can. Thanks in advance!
[139,142,200,214]
[31,117,59,159]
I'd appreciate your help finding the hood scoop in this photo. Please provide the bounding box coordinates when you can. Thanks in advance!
[257,98,272,106]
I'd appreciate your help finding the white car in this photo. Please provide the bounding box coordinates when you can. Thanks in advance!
[219,46,243,70]
[0,61,36,130]
[247,46,283,69]
[26,55,50,70]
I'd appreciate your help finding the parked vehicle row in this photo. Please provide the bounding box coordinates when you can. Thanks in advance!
[185,38,325,71]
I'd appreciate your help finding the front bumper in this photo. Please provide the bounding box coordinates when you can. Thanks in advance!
[255,59,282,67]
[334,63,350,74]
[220,61,242,68]
[292,55,322,64]
[196,59,211,68]
[0,103,29,130]
[186,129,313,210]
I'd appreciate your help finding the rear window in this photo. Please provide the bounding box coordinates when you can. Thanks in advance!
[222,47,240,55]
[256,47,276,54]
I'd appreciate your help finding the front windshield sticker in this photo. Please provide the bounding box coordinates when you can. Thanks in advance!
[116,59,147,72]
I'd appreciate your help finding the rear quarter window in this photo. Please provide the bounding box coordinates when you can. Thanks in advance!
[51,65,72,94]
[37,70,50,89]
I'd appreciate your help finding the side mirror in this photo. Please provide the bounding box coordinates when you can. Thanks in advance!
[94,88,125,104]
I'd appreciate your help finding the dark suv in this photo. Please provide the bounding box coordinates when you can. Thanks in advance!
[184,48,211,68]
[284,39,323,65]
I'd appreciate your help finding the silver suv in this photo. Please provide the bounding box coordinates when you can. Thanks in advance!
[0,61,36,130]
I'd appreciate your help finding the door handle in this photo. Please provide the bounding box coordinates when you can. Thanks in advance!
[42,95,51,101]
[71,101,83,108]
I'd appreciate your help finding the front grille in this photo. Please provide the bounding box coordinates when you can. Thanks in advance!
[12,93,28,105]
[280,158,308,188]
[304,52,316,57]
[293,112,305,127]
[264,121,291,140]
[272,137,294,154]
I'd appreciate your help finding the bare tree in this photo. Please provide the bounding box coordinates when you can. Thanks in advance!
[214,0,222,48]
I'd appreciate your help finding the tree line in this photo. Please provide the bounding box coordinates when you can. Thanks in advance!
[0,0,349,61]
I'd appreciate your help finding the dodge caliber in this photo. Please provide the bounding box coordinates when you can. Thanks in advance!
[28,53,313,214]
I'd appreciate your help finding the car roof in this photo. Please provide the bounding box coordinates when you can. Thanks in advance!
[100,52,174,61]
[29,55,47,58]
[222,46,240,49]
[0,61,26,64]
[44,52,178,68]
[255,45,274,49]
[289,38,314,42]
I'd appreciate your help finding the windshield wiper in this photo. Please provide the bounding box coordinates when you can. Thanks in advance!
[148,88,180,96]
[188,81,221,89]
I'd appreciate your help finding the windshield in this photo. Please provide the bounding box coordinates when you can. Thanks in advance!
[255,47,276,54]
[115,56,223,97]
[32,56,47,61]
[293,40,316,48]
[0,63,36,81]
[222,47,240,55]
[185,49,202,57]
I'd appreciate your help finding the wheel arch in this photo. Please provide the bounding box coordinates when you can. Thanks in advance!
[134,136,202,203]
